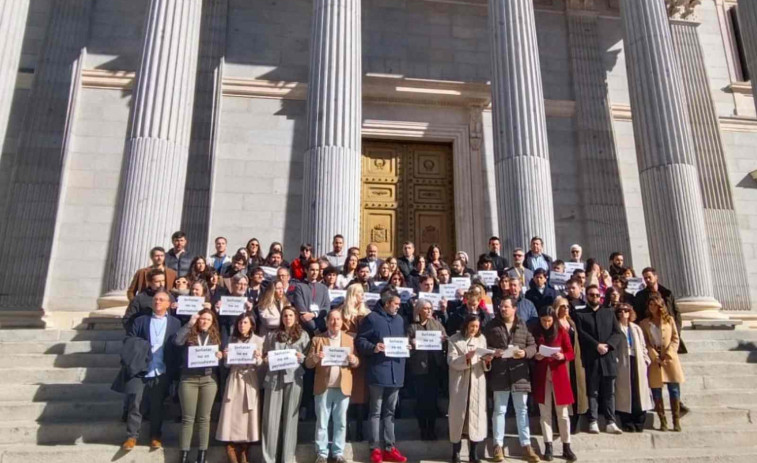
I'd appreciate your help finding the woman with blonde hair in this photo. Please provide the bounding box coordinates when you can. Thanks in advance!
[639,294,685,432]
[340,284,371,441]
[553,296,588,434]
[256,279,286,338]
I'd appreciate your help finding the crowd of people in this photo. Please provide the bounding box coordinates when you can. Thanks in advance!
[117,231,687,463]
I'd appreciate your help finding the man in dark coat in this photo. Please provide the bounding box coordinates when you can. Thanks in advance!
[634,267,686,354]
[358,243,385,278]
[525,268,558,311]
[478,236,509,273]
[165,230,192,277]
[574,285,624,434]
[397,241,416,280]
[524,236,554,272]
[122,269,174,332]
[356,289,409,463]
[120,289,181,450]
[291,258,330,335]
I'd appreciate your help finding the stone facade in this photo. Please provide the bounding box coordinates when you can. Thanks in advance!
[0,0,755,315]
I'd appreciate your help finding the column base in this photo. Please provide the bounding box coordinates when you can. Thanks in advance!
[678,297,727,321]
[97,292,129,310]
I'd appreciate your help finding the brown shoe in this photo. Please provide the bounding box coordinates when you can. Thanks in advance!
[491,445,505,462]
[237,443,249,463]
[522,445,541,463]
[121,437,137,451]
[149,438,162,450]
[226,443,239,463]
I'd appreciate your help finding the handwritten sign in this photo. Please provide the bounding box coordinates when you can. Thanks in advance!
[227,343,257,365]
[478,270,498,287]
[396,287,414,303]
[176,296,205,316]
[219,296,247,316]
[452,277,471,290]
[549,271,571,285]
[268,349,299,372]
[188,345,219,368]
[415,331,443,351]
[322,346,351,367]
[564,262,585,274]
[384,337,410,358]
[439,284,458,300]
[418,292,443,309]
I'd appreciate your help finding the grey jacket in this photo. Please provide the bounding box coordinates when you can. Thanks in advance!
[263,330,311,388]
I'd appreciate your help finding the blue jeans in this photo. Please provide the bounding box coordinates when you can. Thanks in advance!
[651,383,681,401]
[315,388,350,457]
[492,390,531,447]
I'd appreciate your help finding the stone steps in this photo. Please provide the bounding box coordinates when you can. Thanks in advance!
[0,367,120,384]
[0,340,123,355]
[0,383,122,402]
[0,353,121,369]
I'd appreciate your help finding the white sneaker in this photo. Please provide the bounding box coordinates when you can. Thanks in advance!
[588,421,600,434]
[606,422,623,434]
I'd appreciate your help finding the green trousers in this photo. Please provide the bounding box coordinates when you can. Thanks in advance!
[179,374,218,450]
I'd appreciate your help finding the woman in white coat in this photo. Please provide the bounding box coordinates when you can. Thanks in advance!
[447,314,492,463]
[614,303,653,432]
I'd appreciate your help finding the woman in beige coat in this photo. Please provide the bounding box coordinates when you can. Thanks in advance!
[217,312,264,463]
[639,294,685,432]
[614,303,653,432]
[447,314,492,463]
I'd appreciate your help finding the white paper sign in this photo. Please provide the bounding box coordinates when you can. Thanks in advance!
[227,343,257,365]
[452,277,471,290]
[322,346,351,367]
[538,345,562,357]
[259,266,278,279]
[439,284,458,300]
[374,281,388,291]
[268,349,299,372]
[549,271,571,285]
[384,337,410,358]
[328,289,346,305]
[415,331,443,351]
[364,292,380,307]
[418,292,442,309]
[188,345,219,368]
[478,270,498,287]
[626,277,645,294]
[177,296,205,315]
[396,287,414,303]
[564,262,585,274]
[219,296,247,316]
[475,347,496,357]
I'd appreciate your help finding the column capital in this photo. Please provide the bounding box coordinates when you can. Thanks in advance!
[666,0,702,21]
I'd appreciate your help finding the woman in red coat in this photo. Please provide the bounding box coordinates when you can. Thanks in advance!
[532,307,577,462]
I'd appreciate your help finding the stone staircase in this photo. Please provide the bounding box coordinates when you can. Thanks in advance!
[0,327,755,462]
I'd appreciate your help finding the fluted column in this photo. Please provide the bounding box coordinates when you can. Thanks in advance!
[737,0,757,115]
[566,11,631,264]
[488,0,556,254]
[105,0,202,294]
[302,0,362,255]
[619,0,721,316]
[670,13,751,311]
[0,0,30,159]
[0,0,92,309]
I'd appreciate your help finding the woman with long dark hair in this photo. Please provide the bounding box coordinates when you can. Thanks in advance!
[261,306,310,463]
[246,238,265,269]
[174,309,224,463]
[425,244,447,279]
[337,254,359,289]
[189,256,212,284]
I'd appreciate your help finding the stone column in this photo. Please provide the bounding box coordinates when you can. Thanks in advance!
[488,0,556,254]
[619,0,721,317]
[0,0,30,160]
[738,0,757,115]
[669,7,751,311]
[566,9,631,264]
[301,0,362,255]
[105,0,202,294]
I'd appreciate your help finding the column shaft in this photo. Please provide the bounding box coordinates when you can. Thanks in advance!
[620,0,719,313]
[488,0,556,254]
[106,0,202,292]
[737,0,757,115]
[302,0,362,254]
[0,0,30,158]
[567,13,631,264]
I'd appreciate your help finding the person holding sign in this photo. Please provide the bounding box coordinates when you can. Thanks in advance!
[213,273,254,345]
[532,307,577,462]
[173,309,224,463]
[447,315,492,463]
[484,297,539,463]
[217,313,264,463]
[305,310,360,463]
[261,306,310,463]
[355,289,409,463]
[407,299,446,441]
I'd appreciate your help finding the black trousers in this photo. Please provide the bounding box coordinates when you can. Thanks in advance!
[126,374,170,439]
[585,364,616,424]
[617,356,647,429]
[413,372,440,421]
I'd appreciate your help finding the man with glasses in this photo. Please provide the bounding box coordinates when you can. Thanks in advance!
[568,244,583,263]
[573,285,624,435]
[478,236,509,273]
[504,248,533,287]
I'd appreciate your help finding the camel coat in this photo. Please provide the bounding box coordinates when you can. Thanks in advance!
[216,335,264,442]
[447,333,490,443]
[305,331,359,396]
[639,318,685,388]
[615,323,654,413]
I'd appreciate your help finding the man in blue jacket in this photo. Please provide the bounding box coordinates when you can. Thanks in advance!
[122,289,181,451]
[356,288,409,463]
[525,268,558,311]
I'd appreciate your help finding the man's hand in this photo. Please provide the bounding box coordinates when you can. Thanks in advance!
[301,312,315,322]
[597,344,609,355]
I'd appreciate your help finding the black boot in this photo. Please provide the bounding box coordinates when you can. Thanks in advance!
[427,418,438,440]
[543,442,553,461]
[196,450,206,463]
[469,441,480,463]
[451,442,462,463]
[179,451,189,463]
[563,443,577,462]
[419,418,429,440]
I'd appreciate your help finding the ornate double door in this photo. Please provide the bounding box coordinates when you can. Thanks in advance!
[360,141,456,260]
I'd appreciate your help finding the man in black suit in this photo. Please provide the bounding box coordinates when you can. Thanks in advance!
[574,284,624,435]
[397,241,416,280]
[292,258,331,335]
[478,236,509,273]
[122,289,181,451]
[359,242,384,278]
